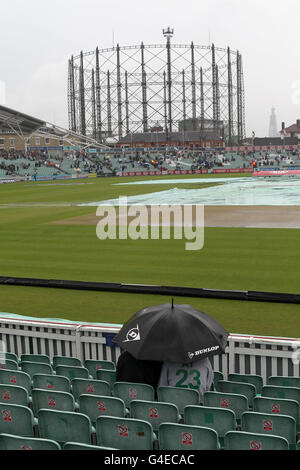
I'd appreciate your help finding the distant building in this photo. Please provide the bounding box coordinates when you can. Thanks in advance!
[280,120,300,139]
[269,108,279,138]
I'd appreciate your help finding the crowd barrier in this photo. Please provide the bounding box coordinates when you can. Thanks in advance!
[0,313,299,384]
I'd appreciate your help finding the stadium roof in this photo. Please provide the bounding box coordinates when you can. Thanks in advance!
[0,104,45,134]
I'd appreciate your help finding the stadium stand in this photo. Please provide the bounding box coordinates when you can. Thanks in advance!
[0,352,299,450]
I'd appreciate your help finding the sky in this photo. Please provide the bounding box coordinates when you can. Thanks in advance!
[0,0,299,137]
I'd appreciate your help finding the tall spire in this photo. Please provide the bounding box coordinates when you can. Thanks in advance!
[269,107,279,137]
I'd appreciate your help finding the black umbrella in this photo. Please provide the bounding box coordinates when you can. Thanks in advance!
[113,301,229,364]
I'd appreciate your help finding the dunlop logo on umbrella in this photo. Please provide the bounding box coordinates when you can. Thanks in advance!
[123,325,141,343]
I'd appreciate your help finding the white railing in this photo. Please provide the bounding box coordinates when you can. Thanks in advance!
[0,314,299,385]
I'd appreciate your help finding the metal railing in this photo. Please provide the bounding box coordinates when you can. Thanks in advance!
[0,314,299,384]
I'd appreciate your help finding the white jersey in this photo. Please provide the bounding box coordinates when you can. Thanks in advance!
[158,358,213,403]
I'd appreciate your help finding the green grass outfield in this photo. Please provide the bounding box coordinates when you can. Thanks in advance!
[0,173,299,338]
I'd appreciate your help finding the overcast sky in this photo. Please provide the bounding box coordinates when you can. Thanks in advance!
[1,0,299,137]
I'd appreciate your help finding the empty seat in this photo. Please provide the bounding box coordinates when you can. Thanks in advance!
[71,378,111,401]
[32,374,71,393]
[131,400,180,432]
[0,384,30,407]
[203,391,248,424]
[78,394,126,424]
[96,416,155,450]
[157,386,199,416]
[31,388,77,415]
[113,382,155,410]
[0,433,61,450]
[212,371,224,391]
[184,405,236,447]
[262,385,300,406]
[0,359,20,371]
[55,365,89,381]
[0,370,32,395]
[158,423,220,450]
[20,361,53,379]
[37,409,94,446]
[253,396,300,431]
[228,373,264,395]
[241,411,297,449]
[84,359,115,378]
[52,356,82,368]
[2,352,19,364]
[0,403,36,437]
[224,431,289,451]
[216,380,256,408]
[267,376,300,389]
[20,354,51,365]
[96,369,116,392]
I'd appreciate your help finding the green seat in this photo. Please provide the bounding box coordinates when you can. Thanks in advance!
[253,396,300,431]
[131,400,180,432]
[52,356,82,368]
[79,394,126,424]
[203,391,248,424]
[96,369,116,392]
[3,352,19,364]
[31,388,77,416]
[32,374,71,393]
[262,385,300,406]
[0,370,32,394]
[241,411,296,449]
[84,359,116,378]
[0,359,20,371]
[63,442,117,450]
[37,409,94,446]
[228,373,264,395]
[184,405,236,447]
[21,354,51,365]
[96,416,155,450]
[20,361,53,379]
[216,380,256,408]
[0,384,30,407]
[158,423,219,450]
[55,365,89,381]
[212,371,224,391]
[157,386,199,416]
[0,403,36,437]
[0,433,61,450]
[267,376,300,389]
[224,431,289,450]
[113,382,155,410]
[71,378,111,401]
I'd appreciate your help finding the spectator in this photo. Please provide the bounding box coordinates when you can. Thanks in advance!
[116,350,162,394]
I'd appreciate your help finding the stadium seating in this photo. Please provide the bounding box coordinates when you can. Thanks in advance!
[203,391,248,424]
[55,365,90,381]
[228,373,264,395]
[212,371,224,390]
[113,382,155,410]
[20,354,51,365]
[20,361,53,379]
[71,378,111,401]
[241,411,297,449]
[3,353,19,364]
[184,405,236,447]
[78,394,126,424]
[63,442,117,450]
[96,416,155,450]
[52,356,82,368]
[0,403,36,437]
[216,380,257,408]
[0,384,30,407]
[0,369,32,395]
[96,369,116,392]
[37,409,94,446]
[262,385,300,405]
[158,423,220,450]
[253,396,300,431]
[0,433,61,450]
[84,359,116,379]
[157,386,199,416]
[224,431,289,451]
[32,373,71,393]
[130,400,180,432]
[267,376,300,389]
[31,389,77,415]
[0,359,20,371]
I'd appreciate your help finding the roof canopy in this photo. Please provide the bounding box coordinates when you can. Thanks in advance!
[0,105,45,135]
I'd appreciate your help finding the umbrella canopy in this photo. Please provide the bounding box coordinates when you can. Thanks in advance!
[113,302,229,363]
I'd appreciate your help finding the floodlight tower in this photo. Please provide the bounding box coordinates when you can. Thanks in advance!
[163,27,174,134]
